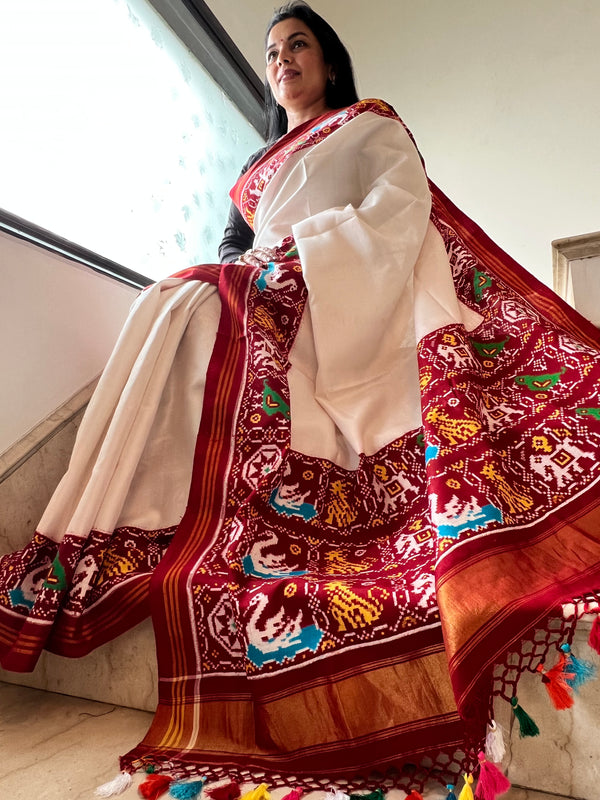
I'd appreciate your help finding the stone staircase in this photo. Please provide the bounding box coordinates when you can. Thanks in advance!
[0,385,158,712]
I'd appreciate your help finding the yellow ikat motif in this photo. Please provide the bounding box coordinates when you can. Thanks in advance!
[481,462,534,514]
[425,407,482,445]
[325,480,358,527]
[325,581,388,632]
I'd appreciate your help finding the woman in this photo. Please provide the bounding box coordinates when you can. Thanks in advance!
[2,2,600,795]
[219,1,360,266]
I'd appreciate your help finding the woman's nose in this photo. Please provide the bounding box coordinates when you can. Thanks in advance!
[277,47,291,65]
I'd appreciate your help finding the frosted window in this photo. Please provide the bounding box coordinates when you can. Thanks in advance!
[0,0,264,280]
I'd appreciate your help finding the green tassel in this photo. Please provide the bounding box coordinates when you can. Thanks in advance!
[510,696,540,737]
[348,791,385,800]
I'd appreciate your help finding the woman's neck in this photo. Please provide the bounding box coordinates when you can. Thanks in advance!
[286,101,332,133]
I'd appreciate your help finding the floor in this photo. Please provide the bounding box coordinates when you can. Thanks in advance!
[0,682,575,800]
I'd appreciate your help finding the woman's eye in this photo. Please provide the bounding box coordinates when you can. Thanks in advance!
[292,40,305,48]
[266,50,276,63]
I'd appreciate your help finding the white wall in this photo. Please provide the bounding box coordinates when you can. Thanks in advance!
[207,0,600,285]
[0,232,137,454]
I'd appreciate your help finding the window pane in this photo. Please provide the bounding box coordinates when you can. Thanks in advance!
[0,0,264,280]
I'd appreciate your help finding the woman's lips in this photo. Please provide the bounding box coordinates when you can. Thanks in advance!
[279,69,300,82]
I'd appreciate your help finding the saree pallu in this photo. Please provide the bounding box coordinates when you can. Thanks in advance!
[2,100,600,790]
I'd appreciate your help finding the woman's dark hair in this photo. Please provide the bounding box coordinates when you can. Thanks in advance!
[264,2,359,142]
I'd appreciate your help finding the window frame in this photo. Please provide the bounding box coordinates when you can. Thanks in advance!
[552,231,600,302]
[151,0,265,136]
[0,208,153,290]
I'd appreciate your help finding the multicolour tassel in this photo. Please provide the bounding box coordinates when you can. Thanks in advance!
[560,642,597,690]
[280,790,303,800]
[474,752,511,800]
[205,782,241,800]
[510,696,539,737]
[170,779,206,799]
[240,784,270,800]
[94,771,133,797]
[537,652,575,709]
[445,785,457,800]
[589,614,600,655]
[457,773,474,800]
[139,774,174,800]
[484,720,505,763]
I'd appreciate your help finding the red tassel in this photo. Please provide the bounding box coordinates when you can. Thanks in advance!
[474,752,511,800]
[589,614,600,655]
[280,791,303,800]
[536,652,575,709]
[406,792,424,800]
[205,783,241,800]
[279,791,303,800]
[139,774,174,800]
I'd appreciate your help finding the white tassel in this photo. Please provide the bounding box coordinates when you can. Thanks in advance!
[324,792,350,800]
[94,771,133,797]
[485,719,506,763]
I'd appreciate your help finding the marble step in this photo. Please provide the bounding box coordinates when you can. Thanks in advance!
[0,387,159,712]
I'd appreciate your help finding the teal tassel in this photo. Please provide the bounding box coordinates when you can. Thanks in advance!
[170,780,206,799]
[560,642,597,690]
[446,785,457,800]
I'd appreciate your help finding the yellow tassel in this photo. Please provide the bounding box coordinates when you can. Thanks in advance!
[240,785,270,800]
[458,774,474,800]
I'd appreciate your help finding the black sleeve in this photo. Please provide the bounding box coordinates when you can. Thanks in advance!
[218,145,269,264]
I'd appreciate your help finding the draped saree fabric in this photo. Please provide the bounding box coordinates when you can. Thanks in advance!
[1,99,600,788]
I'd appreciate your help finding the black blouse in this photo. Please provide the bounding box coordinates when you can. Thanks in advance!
[218,145,269,264]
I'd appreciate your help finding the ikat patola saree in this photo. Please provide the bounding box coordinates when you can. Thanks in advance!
[1,101,600,791]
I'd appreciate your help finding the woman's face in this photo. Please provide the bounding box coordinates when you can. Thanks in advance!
[266,18,331,121]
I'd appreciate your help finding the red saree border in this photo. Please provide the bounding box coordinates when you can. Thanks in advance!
[123,712,466,785]
[230,99,398,229]
[0,531,156,671]
[0,573,151,670]
[440,502,600,709]
[147,259,256,686]
[430,181,600,349]
[428,181,600,725]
